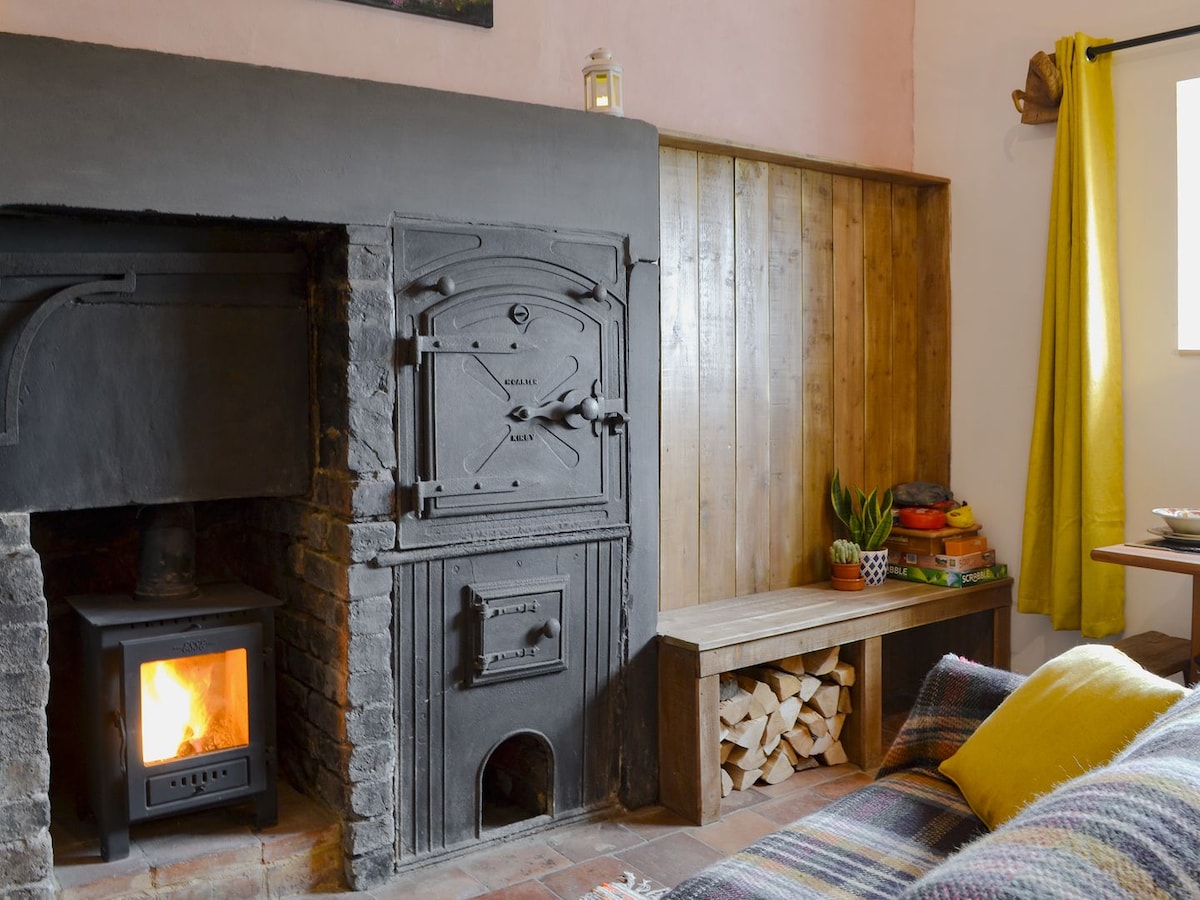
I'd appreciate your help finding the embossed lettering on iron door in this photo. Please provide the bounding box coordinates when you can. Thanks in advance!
[396,220,629,547]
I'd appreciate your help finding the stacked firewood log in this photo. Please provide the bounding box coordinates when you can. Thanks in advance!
[719,646,854,796]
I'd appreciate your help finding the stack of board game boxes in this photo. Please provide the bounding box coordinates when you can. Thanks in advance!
[885,523,1008,588]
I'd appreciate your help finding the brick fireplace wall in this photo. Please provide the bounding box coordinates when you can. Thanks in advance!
[0,513,53,898]
[270,226,403,885]
[0,33,660,894]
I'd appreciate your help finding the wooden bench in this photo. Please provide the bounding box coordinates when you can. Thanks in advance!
[657,578,1013,825]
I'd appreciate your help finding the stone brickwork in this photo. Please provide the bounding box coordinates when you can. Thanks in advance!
[0,514,54,899]
[274,226,399,890]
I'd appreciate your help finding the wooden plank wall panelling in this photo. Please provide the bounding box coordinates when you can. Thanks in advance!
[659,144,951,611]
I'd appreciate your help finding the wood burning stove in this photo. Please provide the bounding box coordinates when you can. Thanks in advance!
[66,505,280,861]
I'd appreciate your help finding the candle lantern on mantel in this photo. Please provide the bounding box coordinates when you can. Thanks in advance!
[583,48,623,116]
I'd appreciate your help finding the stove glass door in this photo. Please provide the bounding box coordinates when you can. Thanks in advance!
[122,623,261,771]
[139,646,250,765]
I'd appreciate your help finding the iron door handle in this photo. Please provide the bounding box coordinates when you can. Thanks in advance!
[510,381,629,434]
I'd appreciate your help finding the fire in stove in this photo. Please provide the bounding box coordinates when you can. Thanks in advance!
[139,648,250,764]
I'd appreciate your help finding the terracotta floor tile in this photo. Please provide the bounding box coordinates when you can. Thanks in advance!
[458,839,572,890]
[370,863,487,900]
[538,855,660,900]
[752,766,833,798]
[543,820,644,863]
[692,809,779,855]
[475,880,562,900]
[754,789,837,826]
[814,771,874,801]
[714,784,767,812]
[615,832,725,888]
[617,806,693,841]
[778,762,860,790]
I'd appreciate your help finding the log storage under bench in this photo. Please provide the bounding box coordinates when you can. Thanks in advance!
[657,578,1013,824]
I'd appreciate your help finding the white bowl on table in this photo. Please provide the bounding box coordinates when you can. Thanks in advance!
[1153,507,1200,536]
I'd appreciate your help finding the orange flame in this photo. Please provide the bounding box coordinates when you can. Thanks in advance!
[140,649,249,765]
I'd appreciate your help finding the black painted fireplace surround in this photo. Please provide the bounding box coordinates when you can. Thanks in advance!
[0,33,660,895]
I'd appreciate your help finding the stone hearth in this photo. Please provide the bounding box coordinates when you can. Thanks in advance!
[0,33,659,896]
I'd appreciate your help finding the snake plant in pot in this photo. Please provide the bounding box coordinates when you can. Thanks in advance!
[831,470,894,586]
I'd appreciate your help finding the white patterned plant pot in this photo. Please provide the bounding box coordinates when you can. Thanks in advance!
[860,548,889,586]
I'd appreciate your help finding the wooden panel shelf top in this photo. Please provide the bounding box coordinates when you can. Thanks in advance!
[658,579,1013,678]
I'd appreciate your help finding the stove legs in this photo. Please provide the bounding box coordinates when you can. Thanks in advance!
[254,780,278,829]
[99,819,131,862]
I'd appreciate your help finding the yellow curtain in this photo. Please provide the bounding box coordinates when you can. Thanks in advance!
[1018,33,1125,639]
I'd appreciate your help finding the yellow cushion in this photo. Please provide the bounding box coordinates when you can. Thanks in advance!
[939,643,1187,829]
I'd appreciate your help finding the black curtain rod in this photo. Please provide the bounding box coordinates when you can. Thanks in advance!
[1086,23,1200,61]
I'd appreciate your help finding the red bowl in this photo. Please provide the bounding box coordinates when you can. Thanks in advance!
[897,507,947,529]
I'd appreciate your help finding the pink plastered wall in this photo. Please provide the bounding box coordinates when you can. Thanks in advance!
[0,0,915,171]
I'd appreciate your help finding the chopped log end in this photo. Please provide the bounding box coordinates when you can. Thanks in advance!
[719,690,753,725]
[725,764,763,791]
[736,675,780,717]
[798,673,822,702]
[784,725,815,757]
[727,714,767,749]
[800,646,839,676]
[759,748,795,784]
[819,740,848,767]
[779,738,800,766]
[776,654,806,675]
[727,743,768,771]
[830,660,857,686]
[796,708,828,738]
[838,686,853,714]
[810,683,841,718]
[753,667,802,701]
[827,712,846,742]
[778,695,802,731]
[762,732,781,756]
[809,732,834,757]
[764,708,788,743]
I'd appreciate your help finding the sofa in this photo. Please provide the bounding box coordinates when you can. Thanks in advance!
[666,648,1200,899]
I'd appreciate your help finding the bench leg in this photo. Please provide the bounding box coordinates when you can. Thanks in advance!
[658,642,721,825]
[841,637,882,770]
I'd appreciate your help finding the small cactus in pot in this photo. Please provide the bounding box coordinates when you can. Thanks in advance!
[830,539,865,590]
[830,539,861,566]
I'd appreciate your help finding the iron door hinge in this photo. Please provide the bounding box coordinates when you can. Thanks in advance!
[402,332,536,368]
[412,474,524,510]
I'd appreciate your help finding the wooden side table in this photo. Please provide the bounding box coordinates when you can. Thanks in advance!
[1091,542,1200,684]
[657,579,1013,824]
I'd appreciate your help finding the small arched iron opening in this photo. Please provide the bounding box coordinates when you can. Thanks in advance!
[479,731,553,832]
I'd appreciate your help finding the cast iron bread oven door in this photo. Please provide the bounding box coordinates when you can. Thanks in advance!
[395,219,629,548]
